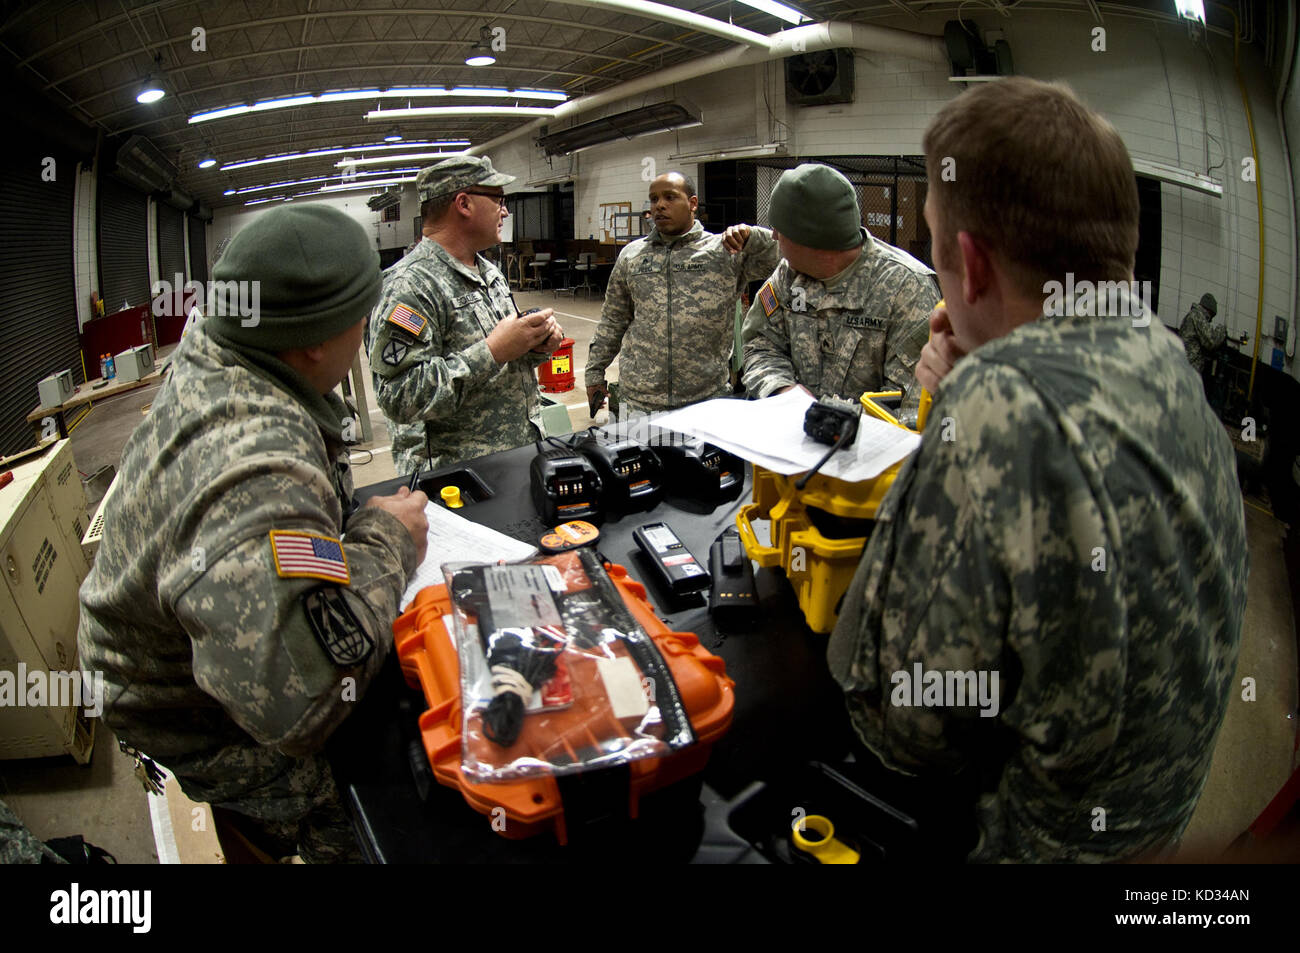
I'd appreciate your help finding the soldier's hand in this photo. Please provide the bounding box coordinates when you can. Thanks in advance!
[487,308,554,363]
[531,315,564,354]
[364,486,429,564]
[587,384,608,416]
[916,304,967,393]
[722,224,752,254]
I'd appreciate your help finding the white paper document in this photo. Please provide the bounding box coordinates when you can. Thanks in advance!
[399,501,537,610]
[654,390,921,482]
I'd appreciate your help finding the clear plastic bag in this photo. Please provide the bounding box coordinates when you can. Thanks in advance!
[444,548,695,782]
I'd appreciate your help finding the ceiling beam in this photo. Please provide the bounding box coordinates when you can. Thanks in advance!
[20,5,713,71]
[77,44,664,117]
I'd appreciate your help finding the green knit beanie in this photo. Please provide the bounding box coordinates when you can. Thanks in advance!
[209,205,381,350]
[770,164,865,251]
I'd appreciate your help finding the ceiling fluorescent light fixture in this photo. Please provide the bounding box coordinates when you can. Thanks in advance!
[197,155,217,169]
[230,168,421,196]
[384,126,403,142]
[368,105,557,120]
[402,86,567,101]
[734,0,812,25]
[1174,0,1206,23]
[570,0,768,47]
[191,88,566,123]
[221,140,470,171]
[669,143,787,162]
[335,151,469,167]
[318,176,417,193]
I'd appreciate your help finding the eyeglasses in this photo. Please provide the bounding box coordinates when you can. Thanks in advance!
[463,189,507,208]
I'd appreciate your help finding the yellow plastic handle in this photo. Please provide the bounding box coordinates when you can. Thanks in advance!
[792,814,860,864]
[735,503,782,567]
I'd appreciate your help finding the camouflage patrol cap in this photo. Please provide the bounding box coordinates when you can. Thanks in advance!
[416,155,515,202]
[770,163,865,252]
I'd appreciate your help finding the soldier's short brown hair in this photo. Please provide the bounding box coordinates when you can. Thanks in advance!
[421,192,458,224]
[923,78,1139,297]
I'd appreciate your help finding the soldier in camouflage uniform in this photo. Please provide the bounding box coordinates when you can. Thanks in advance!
[370,156,562,473]
[742,163,938,429]
[828,78,1248,862]
[0,798,63,864]
[78,206,429,863]
[1178,293,1227,376]
[585,171,779,417]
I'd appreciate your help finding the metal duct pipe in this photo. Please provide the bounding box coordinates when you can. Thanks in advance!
[1274,1,1298,364]
[469,21,947,157]
[160,188,194,211]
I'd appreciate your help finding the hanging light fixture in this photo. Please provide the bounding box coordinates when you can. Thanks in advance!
[384,125,403,142]
[135,75,165,104]
[465,26,496,67]
[197,154,217,169]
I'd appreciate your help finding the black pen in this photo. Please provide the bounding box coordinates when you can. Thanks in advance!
[409,426,434,494]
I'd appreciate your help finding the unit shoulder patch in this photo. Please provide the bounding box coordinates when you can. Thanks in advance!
[758,281,780,317]
[301,586,373,667]
[386,302,428,337]
[381,339,409,367]
[269,530,350,584]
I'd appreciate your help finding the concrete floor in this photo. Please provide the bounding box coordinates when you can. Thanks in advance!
[1,286,1295,863]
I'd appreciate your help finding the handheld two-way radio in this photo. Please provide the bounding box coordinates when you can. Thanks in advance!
[709,526,758,628]
[795,396,860,490]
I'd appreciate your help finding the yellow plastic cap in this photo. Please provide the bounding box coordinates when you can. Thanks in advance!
[440,485,464,508]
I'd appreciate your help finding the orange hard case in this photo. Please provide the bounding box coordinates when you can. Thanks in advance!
[393,557,735,844]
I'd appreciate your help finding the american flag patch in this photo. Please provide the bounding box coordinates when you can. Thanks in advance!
[758,281,779,317]
[386,303,427,337]
[269,531,350,584]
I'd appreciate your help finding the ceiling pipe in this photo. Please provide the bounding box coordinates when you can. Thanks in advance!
[469,20,947,157]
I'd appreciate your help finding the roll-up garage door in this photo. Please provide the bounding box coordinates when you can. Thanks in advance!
[188,215,208,284]
[156,203,185,286]
[98,174,150,312]
[0,144,79,456]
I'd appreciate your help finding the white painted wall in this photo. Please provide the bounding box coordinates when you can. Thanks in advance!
[507,9,1294,376]
[992,11,1291,371]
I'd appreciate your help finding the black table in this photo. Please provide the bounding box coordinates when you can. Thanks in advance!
[330,441,978,863]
